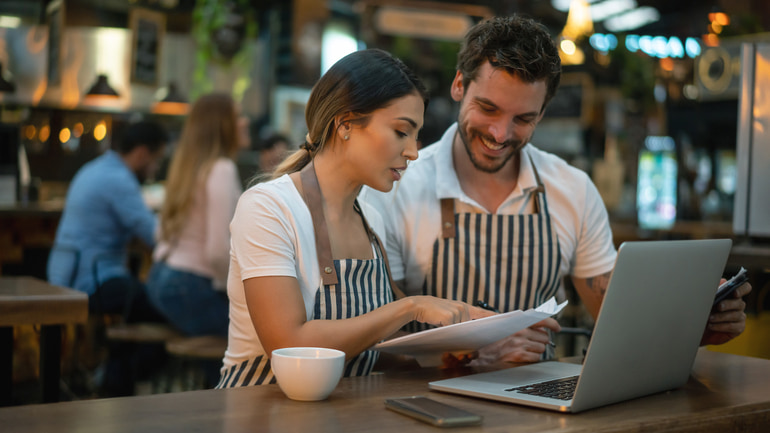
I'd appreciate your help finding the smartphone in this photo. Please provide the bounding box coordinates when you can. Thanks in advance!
[714,267,748,305]
[384,396,482,427]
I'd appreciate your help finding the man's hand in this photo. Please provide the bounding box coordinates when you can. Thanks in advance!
[700,280,752,346]
[467,318,562,366]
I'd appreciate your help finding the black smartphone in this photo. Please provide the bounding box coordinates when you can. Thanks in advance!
[714,267,748,305]
[384,396,482,427]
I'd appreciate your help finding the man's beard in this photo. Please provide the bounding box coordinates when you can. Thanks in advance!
[456,120,521,174]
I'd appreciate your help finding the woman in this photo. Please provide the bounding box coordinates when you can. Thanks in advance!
[147,93,249,337]
[217,49,493,388]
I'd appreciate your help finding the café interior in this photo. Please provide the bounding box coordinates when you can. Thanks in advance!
[1,0,770,431]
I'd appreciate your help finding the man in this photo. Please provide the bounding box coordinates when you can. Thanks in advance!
[48,120,169,321]
[363,15,750,365]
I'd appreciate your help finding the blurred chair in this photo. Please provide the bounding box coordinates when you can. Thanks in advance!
[165,335,227,391]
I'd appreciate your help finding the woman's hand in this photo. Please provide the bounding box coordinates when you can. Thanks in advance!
[409,296,495,327]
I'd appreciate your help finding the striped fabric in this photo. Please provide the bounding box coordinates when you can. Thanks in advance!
[409,162,562,358]
[217,244,393,387]
[428,210,561,313]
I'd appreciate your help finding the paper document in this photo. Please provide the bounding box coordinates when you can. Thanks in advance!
[373,297,568,366]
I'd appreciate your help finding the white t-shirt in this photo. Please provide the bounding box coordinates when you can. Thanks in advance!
[153,158,242,289]
[360,123,617,296]
[223,174,386,370]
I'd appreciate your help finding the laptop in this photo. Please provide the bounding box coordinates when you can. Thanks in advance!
[429,239,732,413]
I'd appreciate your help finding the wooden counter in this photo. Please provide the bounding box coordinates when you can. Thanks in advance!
[0,349,768,432]
[0,276,88,405]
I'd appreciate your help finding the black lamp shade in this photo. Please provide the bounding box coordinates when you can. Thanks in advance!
[85,74,119,98]
[152,82,189,115]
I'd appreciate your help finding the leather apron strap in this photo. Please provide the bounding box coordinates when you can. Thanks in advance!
[440,152,546,238]
[299,162,404,299]
[300,162,338,285]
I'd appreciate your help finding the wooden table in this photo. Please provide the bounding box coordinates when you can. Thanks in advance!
[0,276,88,406]
[0,349,768,432]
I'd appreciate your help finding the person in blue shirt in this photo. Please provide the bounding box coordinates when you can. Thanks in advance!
[48,120,169,322]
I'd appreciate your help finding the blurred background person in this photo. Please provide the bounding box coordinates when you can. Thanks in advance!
[257,132,290,176]
[47,120,170,396]
[146,93,249,339]
[47,120,169,321]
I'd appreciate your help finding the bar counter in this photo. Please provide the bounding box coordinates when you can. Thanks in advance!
[1,349,769,432]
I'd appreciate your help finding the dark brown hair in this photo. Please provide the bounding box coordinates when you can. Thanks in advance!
[456,15,562,111]
[272,48,429,178]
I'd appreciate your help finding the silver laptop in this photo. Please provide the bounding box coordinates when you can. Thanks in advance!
[429,239,732,413]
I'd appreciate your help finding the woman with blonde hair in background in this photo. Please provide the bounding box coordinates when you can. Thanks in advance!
[147,93,249,338]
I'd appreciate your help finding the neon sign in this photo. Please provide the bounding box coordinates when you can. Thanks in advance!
[590,33,702,59]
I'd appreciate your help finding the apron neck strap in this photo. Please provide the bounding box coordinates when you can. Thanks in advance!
[300,162,338,285]
[440,151,547,239]
[299,162,405,299]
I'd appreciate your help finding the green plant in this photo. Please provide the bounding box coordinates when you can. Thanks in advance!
[191,0,258,101]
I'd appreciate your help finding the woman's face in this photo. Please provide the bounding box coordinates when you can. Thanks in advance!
[345,92,423,192]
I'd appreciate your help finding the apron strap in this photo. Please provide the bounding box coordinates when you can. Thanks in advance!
[299,162,404,299]
[300,162,338,286]
[439,151,547,238]
[527,153,546,214]
[441,198,455,239]
[353,200,406,300]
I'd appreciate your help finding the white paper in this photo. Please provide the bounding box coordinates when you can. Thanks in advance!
[373,297,568,366]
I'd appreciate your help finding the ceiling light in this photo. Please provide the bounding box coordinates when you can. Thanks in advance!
[604,7,660,32]
[0,15,21,28]
[152,82,189,115]
[84,74,119,99]
[589,0,637,22]
[561,0,594,41]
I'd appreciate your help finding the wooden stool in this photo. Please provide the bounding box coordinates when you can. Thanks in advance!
[105,323,181,343]
[104,323,181,394]
[165,335,227,391]
[166,335,227,360]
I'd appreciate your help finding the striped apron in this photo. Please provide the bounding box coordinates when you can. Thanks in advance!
[217,163,396,387]
[414,156,562,357]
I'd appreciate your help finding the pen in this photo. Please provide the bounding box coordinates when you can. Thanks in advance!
[475,300,499,313]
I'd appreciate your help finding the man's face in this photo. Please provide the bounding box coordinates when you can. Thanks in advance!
[451,62,547,173]
[135,145,166,184]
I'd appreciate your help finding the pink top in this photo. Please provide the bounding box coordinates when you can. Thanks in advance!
[154,158,242,290]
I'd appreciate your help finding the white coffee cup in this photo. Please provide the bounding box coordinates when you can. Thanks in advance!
[271,347,346,401]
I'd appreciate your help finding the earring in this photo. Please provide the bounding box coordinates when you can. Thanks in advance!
[344,135,350,140]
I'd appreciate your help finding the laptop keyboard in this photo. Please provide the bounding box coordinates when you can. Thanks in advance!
[505,375,578,401]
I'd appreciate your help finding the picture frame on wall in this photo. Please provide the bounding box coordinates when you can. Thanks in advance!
[46,0,65,87]
[272,86,312,147]
[129,8,166,86]
[542,72,595,126]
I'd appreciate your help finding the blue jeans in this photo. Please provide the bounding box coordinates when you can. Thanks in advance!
[146,262,229,337]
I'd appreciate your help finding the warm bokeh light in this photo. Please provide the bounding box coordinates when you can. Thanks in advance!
[659,57,674,72]
[703,33,719,47]
[94,121,107,141]
[561,0,594,41]
[560,39,577,55]
[152,101,189,116]
[709,12,730,26]
[24,125,36,140]
[73,122,84,138]
[59,128,71,144]
[715,13,730,26]
[39,125,50,142]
